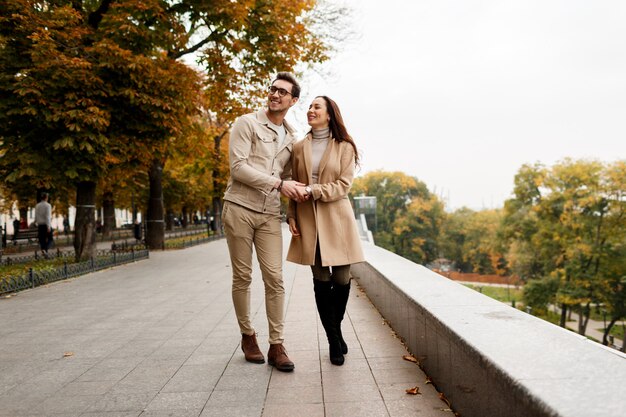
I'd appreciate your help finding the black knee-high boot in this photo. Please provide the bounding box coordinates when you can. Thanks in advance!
[332,280,350,354]
[313,279,344,365]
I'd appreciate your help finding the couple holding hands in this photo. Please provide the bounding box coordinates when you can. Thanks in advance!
[222,72,364,372]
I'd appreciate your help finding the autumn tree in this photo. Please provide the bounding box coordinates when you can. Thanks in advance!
[163,0,344,233]
[439,208,507,274]
[352,171,430,251]
[351,171,445,263]
[392,194,445,265]
[503,159,626,336]
[1,0,348,253]
[0,1,204,257]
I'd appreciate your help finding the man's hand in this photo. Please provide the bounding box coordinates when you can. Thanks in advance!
[279,180,306,200]
[293,186,310,203]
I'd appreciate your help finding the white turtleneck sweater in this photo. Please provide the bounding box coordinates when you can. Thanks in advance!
[311,128,330,184]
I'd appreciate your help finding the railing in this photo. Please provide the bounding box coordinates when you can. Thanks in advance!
[1,228,135,253]
[0,249,149,295]
[0,247,75,267]
[351,242,626,417]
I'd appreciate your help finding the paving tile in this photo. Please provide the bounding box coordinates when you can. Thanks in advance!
[265,384,323,404]
[385,399,453,417]
[139,411,200,417]
[206,387,266,406]
[29,394,100,414]
[371,367,423,385]
[199,404,263,417]
[262,402,324,417]
[325,400,390,417]
[321,369,376,388]
[80,412,141,417]
[57,380,118,396]
[213,372,270,391]
[144,391,210,411]
[77,367,131,382]
[85,392,157,413]
[269,368,321,387]
[161,365,223,393]
[323,383,382,403]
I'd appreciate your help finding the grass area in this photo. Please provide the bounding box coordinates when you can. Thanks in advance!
[597,323,625,340]
[164,232,214,248]
[535,310,565,326]
[464,284,523,304]
[0,257,72,281]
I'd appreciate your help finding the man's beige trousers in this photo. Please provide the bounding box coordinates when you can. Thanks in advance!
[222,201,285,344]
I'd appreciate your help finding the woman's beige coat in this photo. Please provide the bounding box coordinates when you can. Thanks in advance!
[286,134,365,267]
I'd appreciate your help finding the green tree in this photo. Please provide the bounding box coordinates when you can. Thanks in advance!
[504,159,626,334]
[352,171,430,251]
[0,0,202,257]
[439,208,507,274]
[392,194,445,265]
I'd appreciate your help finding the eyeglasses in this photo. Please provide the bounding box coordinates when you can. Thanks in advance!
[268,85,293,97]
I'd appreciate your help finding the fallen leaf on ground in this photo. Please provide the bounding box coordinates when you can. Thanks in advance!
[63,352,74,357]
[425,377,433,384]
[405,386,421,395]
[402,355,418,363]
[439,392,452,407]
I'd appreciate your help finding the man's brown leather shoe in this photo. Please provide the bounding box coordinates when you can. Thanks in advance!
[241,333,265,363]
[268,343,295,372]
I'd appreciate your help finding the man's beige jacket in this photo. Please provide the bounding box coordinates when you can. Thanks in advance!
[223,108,297,215]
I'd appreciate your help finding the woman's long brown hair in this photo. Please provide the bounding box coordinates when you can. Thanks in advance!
[317,96,360,167]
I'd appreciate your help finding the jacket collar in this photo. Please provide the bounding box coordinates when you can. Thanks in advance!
[255,108,296,136]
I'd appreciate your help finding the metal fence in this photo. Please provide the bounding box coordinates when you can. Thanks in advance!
[0,249,149,296]
[1,248,76,267]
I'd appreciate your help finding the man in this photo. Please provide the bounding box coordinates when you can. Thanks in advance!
[12,217,20,245]
[35,192,52,256]
[222,72,308,372]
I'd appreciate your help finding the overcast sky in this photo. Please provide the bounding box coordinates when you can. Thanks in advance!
[287,0,626,210]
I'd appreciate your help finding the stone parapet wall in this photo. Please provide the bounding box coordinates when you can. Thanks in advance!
[351,242,626,417]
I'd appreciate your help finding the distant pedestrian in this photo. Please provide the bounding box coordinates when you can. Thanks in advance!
[35,193,52,256]
[63,216,70,235]
[133,220,142,243]
[12,217,20,245]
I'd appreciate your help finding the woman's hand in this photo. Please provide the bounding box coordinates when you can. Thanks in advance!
[288,217,300,237]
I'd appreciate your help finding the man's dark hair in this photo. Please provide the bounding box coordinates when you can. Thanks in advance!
[41,192,48,200]
[272,72,300,98]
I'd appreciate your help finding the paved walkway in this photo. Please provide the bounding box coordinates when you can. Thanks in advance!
[0,234,449,417]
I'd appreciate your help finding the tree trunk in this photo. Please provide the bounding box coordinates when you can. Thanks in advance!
[603,317,618,345]
[578,303,590,335]
[102,191,115,238]
[146,159,165,249]
[182,206,188,228]
[73,181,97,261]
[559,303,568,328]
[211,196,222,232]
[165,208,174,231]
[211,130,226,233]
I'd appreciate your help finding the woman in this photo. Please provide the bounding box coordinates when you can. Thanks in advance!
[287,96,365,366]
